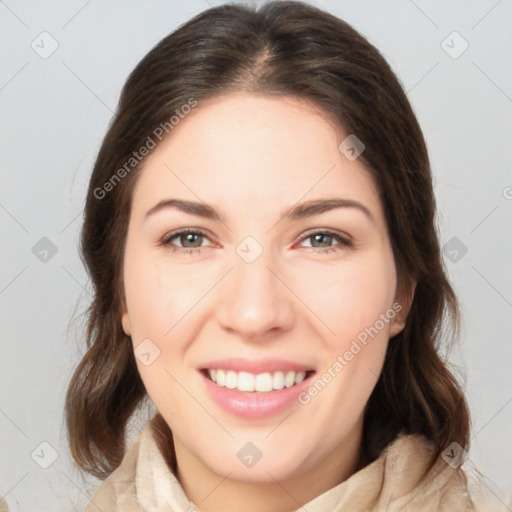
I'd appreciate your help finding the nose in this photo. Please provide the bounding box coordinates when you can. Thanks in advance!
[216,251,295,341]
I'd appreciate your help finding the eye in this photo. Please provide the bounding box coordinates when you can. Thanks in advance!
[159,228,212,254]
[159,228,352,256]
[297,230,352,254]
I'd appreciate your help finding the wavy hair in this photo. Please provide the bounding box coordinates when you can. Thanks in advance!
[65,0,470,479]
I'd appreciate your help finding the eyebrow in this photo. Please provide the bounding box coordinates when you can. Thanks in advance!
[144,198,374,224]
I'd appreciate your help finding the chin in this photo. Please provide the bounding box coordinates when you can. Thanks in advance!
[200,440,316,483]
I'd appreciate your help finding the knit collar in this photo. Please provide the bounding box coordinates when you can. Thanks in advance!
[86,418,476,512]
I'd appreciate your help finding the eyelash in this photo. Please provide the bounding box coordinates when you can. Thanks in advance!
[159,228,353,255]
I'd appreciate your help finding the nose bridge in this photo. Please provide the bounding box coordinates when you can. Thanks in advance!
[216,241,294,337]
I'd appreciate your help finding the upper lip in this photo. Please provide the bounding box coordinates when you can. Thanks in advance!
[199,358,315,374]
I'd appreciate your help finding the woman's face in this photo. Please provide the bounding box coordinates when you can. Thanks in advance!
[121,92,407,485]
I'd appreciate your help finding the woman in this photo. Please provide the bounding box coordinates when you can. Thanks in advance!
[65,1,476,510]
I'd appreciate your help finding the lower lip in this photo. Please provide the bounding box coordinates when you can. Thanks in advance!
[198,370,315,419]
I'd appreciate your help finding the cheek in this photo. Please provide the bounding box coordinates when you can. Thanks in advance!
[122,248,191,418]
[302,254,397,342]
[122,246,209,399]
[123,249,201,340]
[306,256,396,415]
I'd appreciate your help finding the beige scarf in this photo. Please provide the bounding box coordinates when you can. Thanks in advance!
[85,418,476,512]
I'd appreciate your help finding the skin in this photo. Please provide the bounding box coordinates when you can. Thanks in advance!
[121,91,413,512]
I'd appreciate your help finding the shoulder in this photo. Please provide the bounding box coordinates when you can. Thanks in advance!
[85,424,147,512]
[377,433,477,511]
[85,417,194,512]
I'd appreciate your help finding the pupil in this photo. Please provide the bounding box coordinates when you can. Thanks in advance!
[183,233,201,247]
[313,234,331,247]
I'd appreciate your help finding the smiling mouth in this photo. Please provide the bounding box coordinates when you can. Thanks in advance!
[201,368,316,393]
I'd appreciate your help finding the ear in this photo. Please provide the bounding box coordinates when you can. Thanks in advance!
[120,300,132,336]
[389,279,416,338]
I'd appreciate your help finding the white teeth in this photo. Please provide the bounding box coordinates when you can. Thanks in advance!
[295,371,306,384]
[284,371,295,388]
[225,370,237,389]
[216,369,226,386]
[272,371,285,390]
[206,369,311,392]
[237,371,255,392]
[255,373,273,392]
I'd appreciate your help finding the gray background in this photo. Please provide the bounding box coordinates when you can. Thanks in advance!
[1,0,511,510]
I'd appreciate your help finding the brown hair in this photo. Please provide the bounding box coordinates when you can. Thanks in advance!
[65,0,470,480]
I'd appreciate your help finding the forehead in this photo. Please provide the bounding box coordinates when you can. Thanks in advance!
[130,92,382,222]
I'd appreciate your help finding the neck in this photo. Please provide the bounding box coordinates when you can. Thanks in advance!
[172,422,363,512]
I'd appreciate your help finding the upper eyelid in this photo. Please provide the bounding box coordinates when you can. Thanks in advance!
[162,227,213,244]
[162,227,351,247]
[298,227,352,242]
